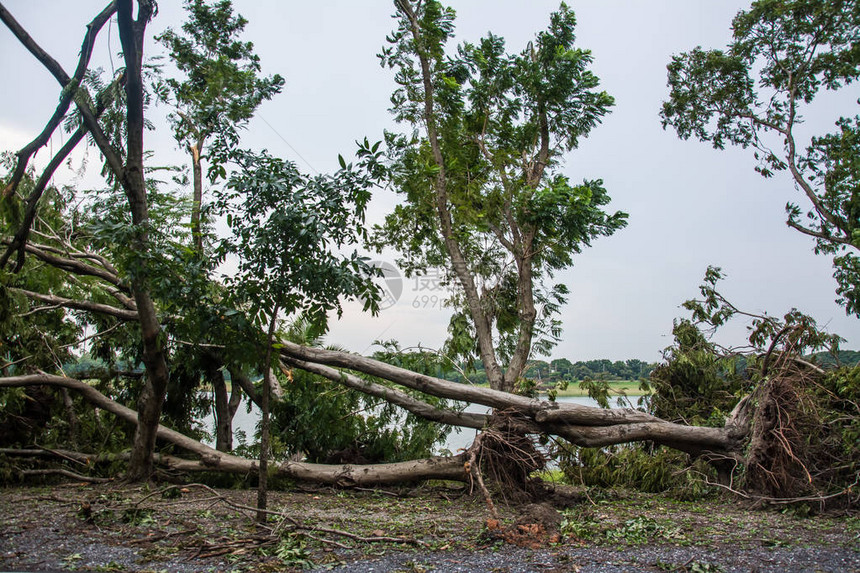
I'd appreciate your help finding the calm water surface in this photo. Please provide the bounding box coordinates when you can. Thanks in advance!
[201,395,624,455]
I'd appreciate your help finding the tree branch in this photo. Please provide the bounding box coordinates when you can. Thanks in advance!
[395,0,505,390]
[786,218,854,249]
[3,240,125,288]
[0,72,125,271]
[9,287,138,321]
[0,1,117,198]
[288,357,487,429]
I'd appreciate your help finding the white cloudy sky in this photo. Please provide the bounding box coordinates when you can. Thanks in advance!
[1,1,857,362]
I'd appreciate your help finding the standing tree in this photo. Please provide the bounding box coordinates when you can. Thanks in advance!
[0,0,171,480]
[215,146,383,518]
[661,0,860,316]
[155,0,283,453]
[156,0,284,253]
[374,1,627,392]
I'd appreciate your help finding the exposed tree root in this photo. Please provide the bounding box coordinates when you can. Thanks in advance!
[736,355,859,508]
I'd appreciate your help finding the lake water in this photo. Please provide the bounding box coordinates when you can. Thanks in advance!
[201,394,603,455]
[441,396,599,454]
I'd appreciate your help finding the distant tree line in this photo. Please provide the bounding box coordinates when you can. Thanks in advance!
[437,357,657,386]
[438,351,859,388]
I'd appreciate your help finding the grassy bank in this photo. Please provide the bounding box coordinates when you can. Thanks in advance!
[470,380,649,398]
[546,380,649,398]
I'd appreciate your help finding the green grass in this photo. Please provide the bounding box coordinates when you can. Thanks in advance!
[547,380,649,398]
[471,379,649,398]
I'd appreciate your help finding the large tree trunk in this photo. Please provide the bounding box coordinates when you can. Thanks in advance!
[115,0,172,482]
[396,0,507,391]
[0,374,469,486]
[277,340,748,456]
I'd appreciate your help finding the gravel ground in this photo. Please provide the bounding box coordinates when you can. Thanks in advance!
[1,482,857,572]
[315,545,860,572]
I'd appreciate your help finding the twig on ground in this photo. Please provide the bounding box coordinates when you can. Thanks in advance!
[354,486,400,497]
[17,468,111,483]
[133,483,427,547]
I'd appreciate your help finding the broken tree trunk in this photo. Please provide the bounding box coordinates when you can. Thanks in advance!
[277,340,749,456]
[0,374,469,486]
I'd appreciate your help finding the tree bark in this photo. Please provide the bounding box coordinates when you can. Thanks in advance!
[0,1,116,203]
[189,136,206,254]
[504,245,537,391]
[206,353,234,452]
[396,0,506,391]
[257,308,279,523]
[0,374,469,486]
[229,366,261,406]
[288,357,488,430]
[10,288,138,321]
[114,0,172,482]
[59,388,79,448]
[277,340,746,455]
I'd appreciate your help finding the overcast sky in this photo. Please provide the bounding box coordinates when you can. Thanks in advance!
[1,1,858,362]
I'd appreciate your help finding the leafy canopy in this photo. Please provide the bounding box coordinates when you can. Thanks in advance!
[155,0,284,171]
[374,1,626,377]
[215,143,385,331]
[661,0,860,316]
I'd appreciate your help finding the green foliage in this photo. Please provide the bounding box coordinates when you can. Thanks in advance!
[800,364,860,487]
[216,146,383,331]
[559,444,717,500]
[683,266,844,355]
[262,334,451,464]
[560,509,688,545]
[272,534,313,569]
[121,507,156,526]
[68,172,223,436]
[0,165,81,373]
[559,510,598,539]
[561,267,853,499]
[657,561,724,573]
[605,516,683,545]
[662,0,860,316]
[155,0,284,176]
[270,366,446,464]
[649,320,748,426]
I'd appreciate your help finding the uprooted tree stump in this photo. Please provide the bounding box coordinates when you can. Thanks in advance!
[743,359,860,505]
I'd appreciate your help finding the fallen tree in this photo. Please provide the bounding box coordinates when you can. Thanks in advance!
[0,374,467,486]
[0,349,753,484]
[277,340,751,456]
[1,309,855,508]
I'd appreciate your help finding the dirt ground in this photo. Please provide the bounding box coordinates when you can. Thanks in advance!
[0,480,857,572]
